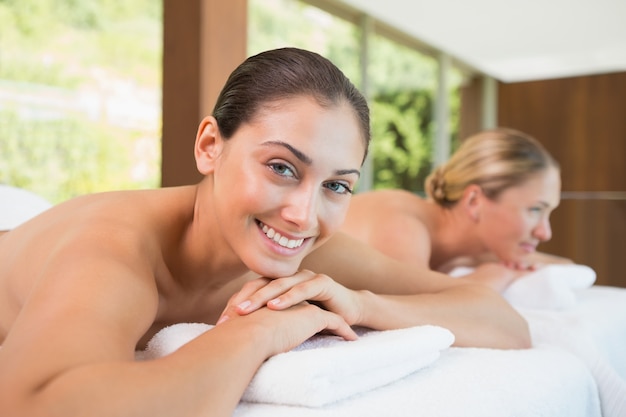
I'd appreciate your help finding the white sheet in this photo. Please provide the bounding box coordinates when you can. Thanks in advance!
[451,264,626,417]
[234,345,600,417]
[573,285,626,379]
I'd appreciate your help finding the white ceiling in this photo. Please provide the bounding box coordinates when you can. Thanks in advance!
[338,0,626,82]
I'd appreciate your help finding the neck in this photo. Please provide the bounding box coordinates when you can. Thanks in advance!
[427,203,486,270]
[164,181,250,291]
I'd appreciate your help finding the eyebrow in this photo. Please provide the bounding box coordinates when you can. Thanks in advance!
[261,140,361,177]
[535,201,552,209]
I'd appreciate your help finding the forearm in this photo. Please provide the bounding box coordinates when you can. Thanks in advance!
[526,251,574,265]
[356,284,531,349]
[2,321,271,417]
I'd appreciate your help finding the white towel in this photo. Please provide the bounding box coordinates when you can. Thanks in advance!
[0,184,52,230]
[502,264,596,310]
[140,323,454,407]
[450,264,596,310]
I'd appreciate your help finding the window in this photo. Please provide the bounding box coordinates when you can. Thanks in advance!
[248,0,462,194]
[0,0,162,204]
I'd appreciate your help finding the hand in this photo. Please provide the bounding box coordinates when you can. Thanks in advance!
[461,262,533,292]
[501,259,543,271]
[225,302,358,356]
[218,269,364,328]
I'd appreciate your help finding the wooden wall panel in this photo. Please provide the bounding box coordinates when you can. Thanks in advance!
[540,199,626,287]
[458,75,483,141]
[161,0,247,187]
[497,73,626,192]
[461,71,626,287]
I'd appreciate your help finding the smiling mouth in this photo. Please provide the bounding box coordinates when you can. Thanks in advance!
[257,220,305,249]
[521,242,538,252]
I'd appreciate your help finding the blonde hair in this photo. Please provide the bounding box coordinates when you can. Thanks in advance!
[425,128,559,207]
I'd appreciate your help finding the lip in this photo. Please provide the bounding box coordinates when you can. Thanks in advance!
[256,220,311,255]
[520,242,537,254]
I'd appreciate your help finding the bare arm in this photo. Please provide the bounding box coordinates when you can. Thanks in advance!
[0,230,354,417]
[222,233,530,349]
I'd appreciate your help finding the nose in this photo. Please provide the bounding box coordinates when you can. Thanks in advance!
[280,184,319,232]
[533,217,552,242]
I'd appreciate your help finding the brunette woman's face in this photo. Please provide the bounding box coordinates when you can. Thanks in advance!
[211,96,365,278]
[477,167,561,265]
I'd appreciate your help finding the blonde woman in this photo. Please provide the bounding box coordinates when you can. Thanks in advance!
[341,128,572,292]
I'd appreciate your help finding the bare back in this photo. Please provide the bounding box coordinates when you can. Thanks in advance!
[341,189,436,269]
[0,186,243,349]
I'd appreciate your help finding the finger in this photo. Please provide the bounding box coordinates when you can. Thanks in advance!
[241,304,359,356]
[218,277,272,322]
[236,271,318,314]
[300,303,358,341]
[265,274,334,311]
[320,311,358,341]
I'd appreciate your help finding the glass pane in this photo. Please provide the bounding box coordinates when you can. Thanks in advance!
[0,0,162,204]
[248,0,462,194]
[368,35,438,193]
[248,0,361,91]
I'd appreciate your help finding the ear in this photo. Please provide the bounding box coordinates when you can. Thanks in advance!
[461,184,483,222]
[194,116,224,175]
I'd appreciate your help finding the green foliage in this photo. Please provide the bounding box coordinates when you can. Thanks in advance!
[0,0,161,203]
[249,0,362,84]
[248,0,452,193]
[370,90,434,192]
[0,105,159,203]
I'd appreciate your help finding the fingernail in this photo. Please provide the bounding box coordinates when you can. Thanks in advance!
[268,298,281,306]
[216,315,229,325]
[237,300,251,312]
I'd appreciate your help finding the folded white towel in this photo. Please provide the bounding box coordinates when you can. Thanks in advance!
[139,323,455,407]
[502,264,596,310]
[450,264,596,310]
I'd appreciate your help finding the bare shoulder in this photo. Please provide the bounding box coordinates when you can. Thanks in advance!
[0,187,196,347]
[344,189,424,232]
[350,189,422,213]
[342,189,432,268]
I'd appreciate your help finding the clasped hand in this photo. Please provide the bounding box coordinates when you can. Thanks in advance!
[218,270,364,341]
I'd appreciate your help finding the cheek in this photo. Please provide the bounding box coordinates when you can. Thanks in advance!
[317,197,352,236]
[483,210,524,245]
[215,163,273,215]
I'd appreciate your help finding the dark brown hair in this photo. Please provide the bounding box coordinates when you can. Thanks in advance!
[212,47,371,162]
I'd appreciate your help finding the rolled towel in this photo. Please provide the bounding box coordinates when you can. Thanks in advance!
[449,264,596,311]
[503,264,596,310]
[140,323,455,407]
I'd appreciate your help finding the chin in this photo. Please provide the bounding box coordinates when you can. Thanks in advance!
[249,261,300,279]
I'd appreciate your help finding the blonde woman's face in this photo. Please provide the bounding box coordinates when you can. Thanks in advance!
[478,167,561,264]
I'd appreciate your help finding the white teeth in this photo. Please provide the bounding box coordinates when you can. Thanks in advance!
[260,222,304,249]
